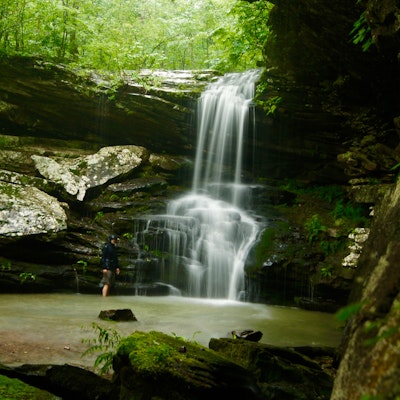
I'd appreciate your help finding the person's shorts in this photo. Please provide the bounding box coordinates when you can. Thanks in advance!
[100,270,115,286]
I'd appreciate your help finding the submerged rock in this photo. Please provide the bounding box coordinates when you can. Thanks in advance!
[231,330,263,342]
[98,309,137,321]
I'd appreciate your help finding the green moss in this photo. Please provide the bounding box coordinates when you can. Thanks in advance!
[0,134,21,148]
[117,331,218,379]
[0,375,58,399]
[0,182,21,197]
[253,223,282,268]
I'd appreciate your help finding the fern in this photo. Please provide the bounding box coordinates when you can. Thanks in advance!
[81,322,121,374]
[351,11,373,52]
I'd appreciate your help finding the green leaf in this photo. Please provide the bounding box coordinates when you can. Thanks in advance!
[335,302,365,322]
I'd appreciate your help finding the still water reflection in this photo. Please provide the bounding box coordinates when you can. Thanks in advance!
[0,294,342,367]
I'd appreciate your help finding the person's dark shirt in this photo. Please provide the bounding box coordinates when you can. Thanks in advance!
[101,242,119,271]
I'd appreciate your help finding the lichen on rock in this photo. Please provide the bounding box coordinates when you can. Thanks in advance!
[0,182,67,236]
[32,145,149,201]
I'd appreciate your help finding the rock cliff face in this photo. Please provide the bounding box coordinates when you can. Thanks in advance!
[253,0,400,183]
[0,64,212,294]
[0,57,213,154]
[255,0,400,398]
[332,177,400,400]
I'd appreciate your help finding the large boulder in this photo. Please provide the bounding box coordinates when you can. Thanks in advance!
[209,338,334,400]
[0,363,115,400]
[0,335,336,400]
[32,145,149,201]
[112,331,263,400]
[0,181,67,237]
[0,374,57,400]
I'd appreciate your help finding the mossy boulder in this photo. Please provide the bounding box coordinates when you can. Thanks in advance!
[0,363,115,400]
[209,338,335,400]
[112,330,262,400]
[0,374,59,400]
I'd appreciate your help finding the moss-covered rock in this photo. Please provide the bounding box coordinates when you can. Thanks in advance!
[0,363,116,400]
[112,330,262,400]
[0,374,59,400]
[209,338,334,400]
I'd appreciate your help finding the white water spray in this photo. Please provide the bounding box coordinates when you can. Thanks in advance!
[163,70,261,300]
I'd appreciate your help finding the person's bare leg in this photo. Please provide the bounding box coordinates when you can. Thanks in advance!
[102,284,109,297]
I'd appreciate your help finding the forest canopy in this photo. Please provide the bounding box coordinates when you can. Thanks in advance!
[0,0,271,72]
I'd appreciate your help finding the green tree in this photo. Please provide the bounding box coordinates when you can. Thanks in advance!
[0,0,272,72]
[209,0,272,71]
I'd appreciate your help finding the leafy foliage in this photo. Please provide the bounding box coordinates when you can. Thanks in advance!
[0,0,271,72]
[320,265,334,279]
[350,10,373,52]
[335,301,365,322]
[19,272,36,284]
[209,0,272,71]
[332,199,369,226]
[304,214,326,243]
[81,322,121,374]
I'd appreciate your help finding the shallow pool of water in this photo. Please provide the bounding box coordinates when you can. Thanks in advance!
[0,294,342,367]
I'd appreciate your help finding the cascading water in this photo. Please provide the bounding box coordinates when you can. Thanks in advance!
[134,70,261,300]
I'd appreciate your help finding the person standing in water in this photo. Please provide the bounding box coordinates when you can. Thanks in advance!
[100,234,120,296]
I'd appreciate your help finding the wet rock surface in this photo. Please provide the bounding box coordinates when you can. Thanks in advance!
[98,309,137,322]
[210,338,335,400]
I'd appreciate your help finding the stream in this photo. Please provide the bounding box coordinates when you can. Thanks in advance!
[0,293,342,368]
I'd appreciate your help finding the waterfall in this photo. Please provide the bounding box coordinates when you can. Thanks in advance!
[134,70,261,300]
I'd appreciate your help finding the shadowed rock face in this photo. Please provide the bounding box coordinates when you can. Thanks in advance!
[251,0,400,183]
[331,178,400,399]
[0,57,213,155]
[0,60,211,293]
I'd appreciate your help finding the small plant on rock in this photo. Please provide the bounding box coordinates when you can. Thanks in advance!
[19,272,36,284]
[81,322,121,374]
[94,211,104,222]
[304,214,326,243]
[76,260,87,274]
[1,261,12,271]
[320,265,334,279]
